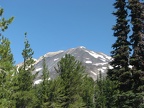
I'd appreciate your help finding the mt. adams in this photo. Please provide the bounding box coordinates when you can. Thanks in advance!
[31,46,112,83]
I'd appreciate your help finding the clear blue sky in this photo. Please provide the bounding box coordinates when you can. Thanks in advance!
[1,0,115,64]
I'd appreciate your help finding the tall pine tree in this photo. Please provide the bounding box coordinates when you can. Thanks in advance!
[128,0,144,107]
[36,57,51,108]
[0,7,15,107]
[13,33,37,108]
[94,72,118,108]
[81,76,95,108]
[107,0,133,107]
[55,54,86,108]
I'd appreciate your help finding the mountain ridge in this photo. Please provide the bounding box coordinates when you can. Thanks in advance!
[33,46,112,82]
[17,46,112,83]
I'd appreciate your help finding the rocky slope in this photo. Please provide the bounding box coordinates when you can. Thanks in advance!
[31,46,112,84]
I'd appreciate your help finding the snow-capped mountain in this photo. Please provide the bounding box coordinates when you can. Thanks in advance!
[32,46,112,82]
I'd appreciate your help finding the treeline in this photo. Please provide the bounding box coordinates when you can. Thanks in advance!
[0,7,116,108]
[0,0,144,107]
[107,0,144,108]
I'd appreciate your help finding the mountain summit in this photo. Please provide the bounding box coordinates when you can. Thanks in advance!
[32,46,112,82]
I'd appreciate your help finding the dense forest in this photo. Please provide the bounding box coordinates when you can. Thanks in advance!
[0,0,144,108]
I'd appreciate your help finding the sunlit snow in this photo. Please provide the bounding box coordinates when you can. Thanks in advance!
[35,50,64,64]
[35,68,42,72]
[85,61,92,63]
[98,52,112,60]
[102,67,107,69]
[34,78,51,85]
[54,58,59,61]
[93,62,108,66]
[108,65,113,69]
[128,65,133,69]
[85,58,90,60]
[34,79,42,85]
[85,50,106,61]
[90,71,97,76]
[79,46,86,49]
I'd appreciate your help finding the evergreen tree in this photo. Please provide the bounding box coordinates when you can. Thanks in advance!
[0,7,15,107]
[13,33,37,108]
[107,0,133,107]
[55,54,85,108]
[107,0,131,88]
[81,76,95,108]
[0,36,14,70]
[36,57,51,108]
[35,57,66,108]
[94,72,118,108]
[95,72,106,108]
[0,36,16,108]
[40,57,50,107]
[0,8,14,32]
[35,76,65,108]
[48,77,68,108]
[128,0,144,107]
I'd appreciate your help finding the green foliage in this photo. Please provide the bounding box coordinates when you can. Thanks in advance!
[108,0,131,83]
[94,72,118,108]
[0,7,14,72]
[0,7,15,108]
[35,57,51,108]
[128,0,144,107]
[18,33,35,90]
[1,1,144,107]
[12,33,37,108]
[0,36,14,71]
[0,8,14,32]
[81,76,95,108]
[22,33,35,71]
[107,0,144,107]
[35,76,65,108]
[40,57,50,107]
[55,54,86,108]
[47,77,67,108]
[107,0,136,107]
